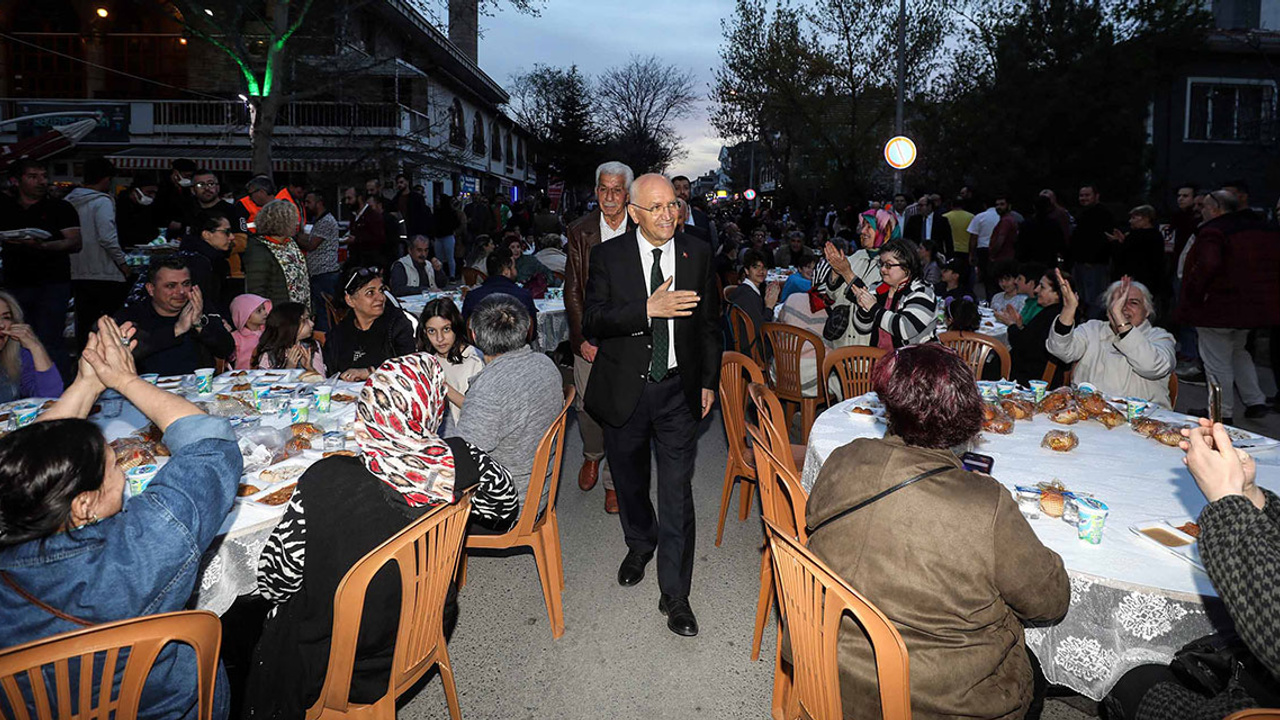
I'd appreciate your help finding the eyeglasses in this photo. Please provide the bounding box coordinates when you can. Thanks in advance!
[878,261,906,270]
[629,201,680,217]
[212,227,233,236]
[195,181,219,189]
[344,266,382,293]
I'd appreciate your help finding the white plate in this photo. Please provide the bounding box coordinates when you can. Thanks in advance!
[1129,519,1204,571]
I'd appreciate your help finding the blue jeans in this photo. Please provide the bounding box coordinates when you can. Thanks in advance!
[10,282,71,381]
[309,271,341,333]
[434,234,456,280]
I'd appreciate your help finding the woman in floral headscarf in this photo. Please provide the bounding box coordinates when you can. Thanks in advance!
[813,210,897,347]
[246,353,517,718]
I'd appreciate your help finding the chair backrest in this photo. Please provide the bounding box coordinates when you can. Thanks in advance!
[313,330,326,348]
[761,322,827,402]
[939,331,1010,380]
[322,292,346,330]
[311,497,473,716]
[821,346,886,403]
[747,424,809,543]
[1042,360,1074,388]
[720,351,766,468]
[509,386,575,537]
[765,520,912,720]
[1168,372,1179,407]
[727,304,763,367]
[748,382,797,475]
[0,610,222,720]
[462,267,486,286]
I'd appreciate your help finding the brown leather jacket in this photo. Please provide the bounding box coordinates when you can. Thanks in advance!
[565,209,632,357]
[806,435,1069,720]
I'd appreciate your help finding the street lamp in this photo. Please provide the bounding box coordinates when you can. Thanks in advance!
[95,6,109,17]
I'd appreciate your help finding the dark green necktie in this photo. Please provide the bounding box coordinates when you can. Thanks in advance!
[649,247,669,381]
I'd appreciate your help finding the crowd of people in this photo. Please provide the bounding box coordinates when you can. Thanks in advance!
[0,152,1276,720]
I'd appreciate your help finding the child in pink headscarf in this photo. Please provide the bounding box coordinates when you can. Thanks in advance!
[231,293,272,370]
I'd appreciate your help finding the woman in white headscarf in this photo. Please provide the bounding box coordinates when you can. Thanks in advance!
[246,353,517,718]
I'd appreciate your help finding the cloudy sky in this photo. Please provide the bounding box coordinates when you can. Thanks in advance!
[476,0,734,180]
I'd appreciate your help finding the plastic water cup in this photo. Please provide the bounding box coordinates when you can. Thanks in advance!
[289,399,310,423]
[322,431,345,452]
[1075,498,1109,545]
[13,402,41,428]
[194,368,215,395]
[996,384,1015,398]
[1015,488,1041,519]
[1125,397,1150,422]
[126,464,159,496]
[1029,380,1048,403]
[140,373,160,385]
[314,385,332,413]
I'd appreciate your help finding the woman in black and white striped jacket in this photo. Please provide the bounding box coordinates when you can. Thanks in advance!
[843,238,939,348]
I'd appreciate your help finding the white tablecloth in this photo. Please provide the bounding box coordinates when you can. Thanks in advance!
[977,307,1009,347]
[89,370,363,615]
[397,293,568,353]
[801,398,1280,700]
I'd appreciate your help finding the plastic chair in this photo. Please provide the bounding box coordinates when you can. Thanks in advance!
[822,346,887,403]
[716,351,766,547]
[1168,372,1179,407]
[762,323,828,443]
[1225,711,1280,719]
[456,387,575,639]
[727,304,764,369]
[939,330,1011,380]
[313,330,326,348]
[322,293,346,331]
[461,267,486,286]
[747,383,803,477]
[0,610,222,720]
[747,424,809,664]
[766,519,912,720]
[308,497,473,720]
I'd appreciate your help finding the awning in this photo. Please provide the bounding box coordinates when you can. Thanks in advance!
[105,146,366,173]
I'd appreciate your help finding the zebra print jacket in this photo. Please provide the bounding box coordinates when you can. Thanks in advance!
[850,277,939,348]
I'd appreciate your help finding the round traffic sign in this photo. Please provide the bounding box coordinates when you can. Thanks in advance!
[743,189,757,201]
[884,136,917,170]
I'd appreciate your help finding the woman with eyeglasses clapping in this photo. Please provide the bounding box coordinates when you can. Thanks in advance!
[847,237,939,349]
[323,266,416,382]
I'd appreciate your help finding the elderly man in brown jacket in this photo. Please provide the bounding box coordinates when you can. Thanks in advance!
[565,161,634,514]
[806,344,1070,720]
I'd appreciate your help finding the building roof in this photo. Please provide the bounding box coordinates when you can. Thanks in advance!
[380,0,509,107]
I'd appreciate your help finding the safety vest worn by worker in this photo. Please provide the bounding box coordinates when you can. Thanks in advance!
[239,188,306,231]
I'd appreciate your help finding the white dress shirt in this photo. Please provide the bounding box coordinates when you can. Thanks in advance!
[923,213,934,241]
[638,228,678,370]
[600,212,628,242]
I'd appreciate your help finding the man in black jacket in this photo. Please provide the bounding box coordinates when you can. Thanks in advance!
[672,175,718,253]
[583,173,720,637]
[115,255,234,376]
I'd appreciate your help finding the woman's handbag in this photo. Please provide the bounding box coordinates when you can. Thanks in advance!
[823,304,850,343]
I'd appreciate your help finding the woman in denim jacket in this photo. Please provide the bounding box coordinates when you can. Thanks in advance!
[0,317,242,720]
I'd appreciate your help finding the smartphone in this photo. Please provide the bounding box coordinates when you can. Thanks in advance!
[961,452,995,474]
[1208,381,1222,425]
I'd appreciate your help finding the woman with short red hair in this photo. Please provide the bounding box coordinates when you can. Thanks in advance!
[805,343,1070,720]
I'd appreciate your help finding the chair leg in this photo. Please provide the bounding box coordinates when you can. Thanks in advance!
[799,400,817,444]
[530,532,564,638]
[455,551,468,589]
[548,513,566,591]
[771,627,795,720]
[751,544,773,661]
[436,645,464,720]
[715,461,737,547]
[738,473,754,521]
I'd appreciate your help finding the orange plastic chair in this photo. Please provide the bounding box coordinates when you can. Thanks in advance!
[746,424,809,664]
[1225,711,1280,719]
[1168,372,1179,407]
[761,323,827,443]
[461,267,486,286]
[747,383,805,477]
[766,519,912,720]
[821,346,886,403]
[322,293,346,331]
[727,303,764,368]
[457,387,575,639]
[308,497,473,720]
[717,351,766,546]
[313,330,326,348]
[0,610,222,720]
[939,330,1011,380]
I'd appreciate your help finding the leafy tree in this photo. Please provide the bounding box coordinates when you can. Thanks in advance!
[509,64,604,190]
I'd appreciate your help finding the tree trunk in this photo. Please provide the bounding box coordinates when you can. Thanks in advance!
[251,93,281,179]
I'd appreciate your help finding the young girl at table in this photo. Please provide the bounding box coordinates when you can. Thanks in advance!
[230,293,271,370]
[252,301,326,376]
[0,290,63,402]
[417,297,483,431]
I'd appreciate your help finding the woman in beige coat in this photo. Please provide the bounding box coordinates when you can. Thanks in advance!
[806,344,1070,719]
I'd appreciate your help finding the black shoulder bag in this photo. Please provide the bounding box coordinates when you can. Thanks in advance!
[807,466,952,536]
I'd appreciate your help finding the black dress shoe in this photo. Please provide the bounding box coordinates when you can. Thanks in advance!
[617,549,653,587]
[1244,404,1271,419]
[658,594,699,637]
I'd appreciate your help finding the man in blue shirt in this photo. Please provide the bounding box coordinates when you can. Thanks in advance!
[460,246,538,335]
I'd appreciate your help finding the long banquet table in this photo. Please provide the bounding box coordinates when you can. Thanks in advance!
[800,395,1280,700]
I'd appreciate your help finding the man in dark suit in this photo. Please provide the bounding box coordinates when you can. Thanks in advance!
[565,161,635,514]
[675,198,711,245]
[584,173,720,637]
[672,175,718,252]
[903,194,954,256]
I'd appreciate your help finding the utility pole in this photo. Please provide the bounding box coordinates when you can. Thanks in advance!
[894,0,905,194]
